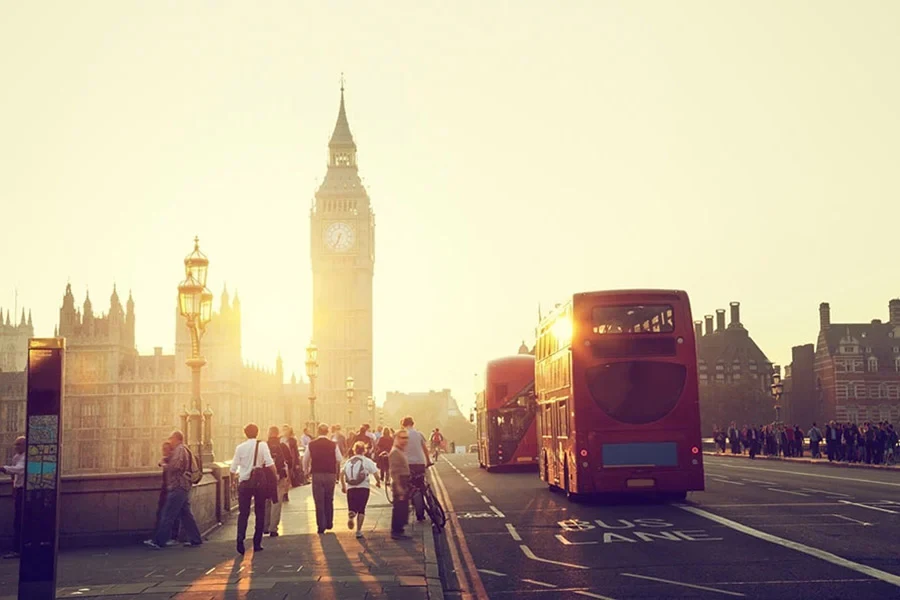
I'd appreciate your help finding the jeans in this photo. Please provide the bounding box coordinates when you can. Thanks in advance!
[153,487,202,547]
[391,475,410,534]
[409,464,426,520]
[311,472,336,532]
[237,483,267,548]
[156,488,181,541]
[265,478,291,533]
[12,488,23,554]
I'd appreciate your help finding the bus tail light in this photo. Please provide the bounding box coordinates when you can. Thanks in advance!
[579,449,588,457]
[691,446,699,455]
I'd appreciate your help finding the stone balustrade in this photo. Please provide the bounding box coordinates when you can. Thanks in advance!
[0,462,238,549]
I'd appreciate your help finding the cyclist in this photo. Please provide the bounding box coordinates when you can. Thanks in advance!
[400,416,429,522]
[430,428,445,461]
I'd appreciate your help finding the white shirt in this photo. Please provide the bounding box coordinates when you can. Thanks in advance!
[343,455,378,490]
[230,439,274,482]
[300,434,311,449]
[405,427,428,465]
[2,452,25,489]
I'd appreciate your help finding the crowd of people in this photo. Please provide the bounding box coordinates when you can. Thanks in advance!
[713,420,898,464]
[133,416,445,556]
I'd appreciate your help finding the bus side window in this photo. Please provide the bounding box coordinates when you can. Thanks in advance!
[558,401,568,438]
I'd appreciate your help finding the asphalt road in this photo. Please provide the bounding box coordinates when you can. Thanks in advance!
[431,453,900,600]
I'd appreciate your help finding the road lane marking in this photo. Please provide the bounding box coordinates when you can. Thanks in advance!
[477,569,507,577]
[204,567,215,575]
[505,523,522,541]
[707,462,900,487]
[679,505,900,588]
[708,578,875,585]
[520,545,590,569]
[801,488,852,497]
[481,494,491,503]
[490,505,505,517]
[711,478,745,485]
[573,591,617,600]
[831,514,872,526]
[473,487,482,492]
[742,479,776,485]
[467,482,475,487]
[621,573,745,597]
[838,500,898,514]
[767,488,810,497]
[701,502,844,507]
[521,578,557,588]
[555,534,598,546]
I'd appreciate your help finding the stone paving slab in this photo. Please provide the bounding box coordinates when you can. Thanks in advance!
[0,483,443,599]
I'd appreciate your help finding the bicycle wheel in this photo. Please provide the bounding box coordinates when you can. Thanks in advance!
[383,482,393,504]
[423,486,446,530]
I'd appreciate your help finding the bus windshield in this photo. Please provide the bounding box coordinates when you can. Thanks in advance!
[491,408,532,442]
[592,304,674,334]
[584,361,687,425]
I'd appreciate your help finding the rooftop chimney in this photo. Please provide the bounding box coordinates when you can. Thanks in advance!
[704,315,714,336]
[716,309,726,332]
[890,299,900,327]
[694,320,703,340]
[819,302,831,331]
[729,301,742,329]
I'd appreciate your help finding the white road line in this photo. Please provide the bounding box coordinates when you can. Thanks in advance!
[707,578,875,586]
[473,487,482,493]
[573,591,617,600]
[838,500,899,514]
[707,462,900,487]
[467,482,475,487]
[521,578,557,588]
[831,514,872,526]
[767,488,810,497]
[490,505,506,518]
[204,567,216,575]
[520,545,590,569]
[506,523,522,541]
[481,494,491,503]
[621,573,745,597]
[477,569,507,577]
[711,478,745,486]
[801,488,852,498]
[679,505,900,588]
[742,479,776,485]
[702,502,843,508]
[556,534,599,546]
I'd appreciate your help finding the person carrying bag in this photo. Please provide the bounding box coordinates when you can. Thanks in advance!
[230,423,275,555]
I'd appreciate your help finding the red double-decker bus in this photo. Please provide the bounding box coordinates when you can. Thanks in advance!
[474,354,538,471]
[536,290,704,500]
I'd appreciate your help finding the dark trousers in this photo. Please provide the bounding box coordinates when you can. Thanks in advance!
[237,483,267,548]
[156,488,181,541]
[153,487,202,547]
[311,472,336,533]
[811,440,820,458]
[409,464,426,520]
[391,475,410,534]
[12,487,23,553]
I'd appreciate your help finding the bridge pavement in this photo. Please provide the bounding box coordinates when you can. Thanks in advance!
[0,482,442,599]
[432,453,900,599]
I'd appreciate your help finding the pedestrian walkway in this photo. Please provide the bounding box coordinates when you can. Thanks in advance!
[0,483,443,599]
[704,450,899,470]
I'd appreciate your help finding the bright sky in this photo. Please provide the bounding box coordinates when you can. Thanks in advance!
[2,1,899,417]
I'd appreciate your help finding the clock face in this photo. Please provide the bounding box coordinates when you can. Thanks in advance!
[325,222,356,252]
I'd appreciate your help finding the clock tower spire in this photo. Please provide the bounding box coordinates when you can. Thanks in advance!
[310,80,376,428]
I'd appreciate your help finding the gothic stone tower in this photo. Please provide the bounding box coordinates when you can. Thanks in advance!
[310,85,375,428]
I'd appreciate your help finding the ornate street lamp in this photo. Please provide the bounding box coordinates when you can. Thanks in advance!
[345,376,355,428]
[367,395,375,425]
[305,342,318,429]
[178,236,214,465]
[770,364,784,427]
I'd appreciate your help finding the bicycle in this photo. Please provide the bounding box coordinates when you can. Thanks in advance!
[431,444,442,464]
[409,465,446,533]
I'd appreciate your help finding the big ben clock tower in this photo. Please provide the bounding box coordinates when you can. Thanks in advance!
[310,83,375,427]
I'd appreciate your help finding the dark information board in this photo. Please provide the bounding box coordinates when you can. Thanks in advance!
[18,338,65,600]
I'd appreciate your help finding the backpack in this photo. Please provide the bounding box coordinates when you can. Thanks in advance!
[345,456,368,486]
[185,447,203,485]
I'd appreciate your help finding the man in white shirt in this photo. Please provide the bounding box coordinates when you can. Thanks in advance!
[230,423,275,555]
[401,416,430,522]
[340,441,381,538]
[0,436,25,559]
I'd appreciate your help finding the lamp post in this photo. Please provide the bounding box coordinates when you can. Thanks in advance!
[345,376,355,429]
[367,395,374,425]
[771,364,784,427]
[177,236,214,465]
[305,342,318,430]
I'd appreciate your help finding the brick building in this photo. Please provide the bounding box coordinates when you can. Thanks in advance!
[808,300,900,424]
[695,301,774,434]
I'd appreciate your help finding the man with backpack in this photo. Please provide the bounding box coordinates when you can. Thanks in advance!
[340,441,381,538]
[145,430,203,549]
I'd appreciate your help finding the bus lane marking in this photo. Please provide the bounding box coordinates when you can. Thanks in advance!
[767,488,810,497]
[801,488,851,498]
[679,505,900,588]
[831,514,872,526]
[556,517,722,544]
[505,523,522,541]
[742,479,776,485]
[473,487,482,493]
[573,591,618,600]
[838,500,898,514]
[519,545,590,569]
[710,478,744,486]
[620,573,745,597]
[477,569,507,577]
[490,505,505,518]
[521,578,557,588]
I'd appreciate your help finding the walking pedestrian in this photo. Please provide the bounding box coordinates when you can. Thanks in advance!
[400,416,429,522]
[230,423,276,555]
[145,431,203,549]
[265,426,291,537]
[340,441,381,538]
[145,441,180,547]
[302,423,343,534]
[389,430,412,540]
[375,427,394,485]
[0,436,25,559]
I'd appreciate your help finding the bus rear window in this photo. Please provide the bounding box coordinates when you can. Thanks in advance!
[592,305,674,334]
[584,361,686,425]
